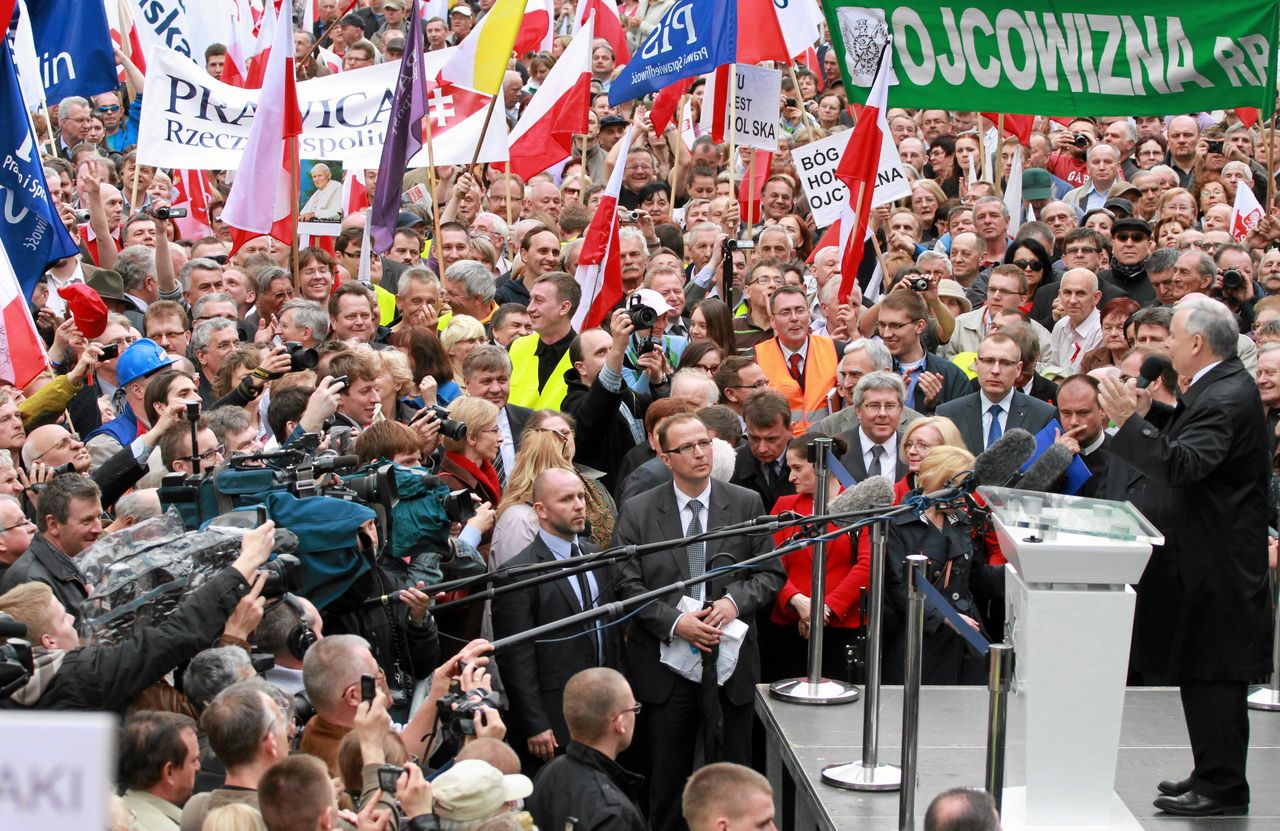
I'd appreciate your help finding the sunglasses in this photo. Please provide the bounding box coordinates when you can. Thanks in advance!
[97,105,122,114]
[1113,232,1149,243]
[1012,259,1043,271]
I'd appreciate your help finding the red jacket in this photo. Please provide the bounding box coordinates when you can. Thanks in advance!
[770,493,867,628]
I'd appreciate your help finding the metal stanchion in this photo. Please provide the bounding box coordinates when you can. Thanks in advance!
[1248,566,1280,711]
[771,438,860,705]
[984,643,1014,813]
[821,516,901,790]
[898,555,927,830]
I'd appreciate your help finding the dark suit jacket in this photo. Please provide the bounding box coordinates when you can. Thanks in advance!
[936,391,1056,455]
[1109,357,1271,682]
[895,353,972,414]
[730,444,795,508]
[966,374,1059,407]
[612,480,785,706]
[836,428,908,483]
[491,534,618,746]
[619,456,673,504]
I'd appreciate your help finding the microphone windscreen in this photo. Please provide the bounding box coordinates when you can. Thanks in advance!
[1018,442,1076,492]
[1135,355,1170,390]
[973,428,1037,486]
[829,475,896,514]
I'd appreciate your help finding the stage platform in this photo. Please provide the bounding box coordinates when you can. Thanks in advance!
[756,685,1280,829]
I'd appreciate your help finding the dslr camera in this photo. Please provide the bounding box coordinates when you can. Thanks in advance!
[1220,268,1246,292]
[415,405,467,441]
[282,342,319,372]
[626,293,657,330]
[1072,133,1092,148]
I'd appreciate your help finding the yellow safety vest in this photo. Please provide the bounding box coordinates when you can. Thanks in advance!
[508,333,572,410]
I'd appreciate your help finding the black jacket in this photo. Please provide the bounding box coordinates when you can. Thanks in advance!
[561,368,648,494]
[528,743,646,831]
[2,567,250,711]
[0,535,89,622]
[730,444,795,509]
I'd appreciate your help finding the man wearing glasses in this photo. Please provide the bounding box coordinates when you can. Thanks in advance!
[54,97,92,160]
[877,290,970,414]
[0,495,35,583]
[614,412,784,831]
[159,415,225,477]
[937,332,1055,456]
[733,261,783,352]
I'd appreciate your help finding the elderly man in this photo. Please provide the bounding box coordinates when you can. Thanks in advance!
[1065,143,1123,213]
[0,474,103,620]
[445,260,499,324]
[0,495,35,582]
[277,299,328,349]
[835,371,910,482]
[938,332,1056,455]
[192,319,240,404]
[972,197,1011,268]
[296,634,386,774]
[299,163,342,221]
[119,711,201,830]
[1050,269,1104,374]
[56,96,92,158]
[1099,297,1270,817]
[754,286,838,435]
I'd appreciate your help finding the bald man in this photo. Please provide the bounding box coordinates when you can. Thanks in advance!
[491,468,620,772]
[526,668,646,831]
[1050,268,1103,373]
[23,423,151,511]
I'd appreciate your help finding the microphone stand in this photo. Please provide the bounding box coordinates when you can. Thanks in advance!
[770,437,861,705]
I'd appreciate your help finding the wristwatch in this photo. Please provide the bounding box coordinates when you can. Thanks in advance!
[407,814,440,831]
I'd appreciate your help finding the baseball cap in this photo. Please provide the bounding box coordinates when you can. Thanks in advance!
[450,4,473,15]
[1112,217,1153,237]
[338,13,365,27]
[1021,168,1052,201]
[397,211,425,229]
[632,288,674,316]
[382,0,405,8]
[432,760,533,822]
[1103,197,1134,218]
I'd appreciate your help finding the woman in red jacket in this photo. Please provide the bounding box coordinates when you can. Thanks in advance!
[766,434,870,683]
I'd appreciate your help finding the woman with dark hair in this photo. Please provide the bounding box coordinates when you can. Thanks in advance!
[1135,134,1168,170]
[689,298,736,358]
[1081,297,1142,371]
[1002,237,1054,299]
[777,213,814,261]
[764,433,869,683]
[676,340,725,376]
[927,134,960,197]
[389,325,458,404]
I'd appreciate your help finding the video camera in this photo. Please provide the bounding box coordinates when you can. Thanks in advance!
[436,681,505,738]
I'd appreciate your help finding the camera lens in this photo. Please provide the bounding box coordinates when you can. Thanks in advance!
[1073,133,1090,148]
[1221,269,1244,291]
[285,342,319,372]
[627,295,657,329]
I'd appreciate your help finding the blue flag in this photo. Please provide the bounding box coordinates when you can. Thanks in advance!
[24,0,117,104]
[370,0,427,255]
[1027,420,1092,496]
[608,0,737,106]
[0,38,79,301]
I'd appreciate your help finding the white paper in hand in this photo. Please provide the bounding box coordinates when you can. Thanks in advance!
[659,596,749,685]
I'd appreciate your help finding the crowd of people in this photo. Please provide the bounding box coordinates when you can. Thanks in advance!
[1,0,1278,828]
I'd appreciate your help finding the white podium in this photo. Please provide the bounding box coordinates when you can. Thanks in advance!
[979,487,1164,830]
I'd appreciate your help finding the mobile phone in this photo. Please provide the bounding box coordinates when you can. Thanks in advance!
[360,674,376,702]
[99,343,120,360]
[376,764,405,794]
[256,505,267,525]
[331,374,350,393]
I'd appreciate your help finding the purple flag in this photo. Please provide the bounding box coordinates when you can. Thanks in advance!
[371,0,427,254]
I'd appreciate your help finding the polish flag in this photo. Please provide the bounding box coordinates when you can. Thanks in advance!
[573,0,628,63]
[573,125,635,331]
[514,0,554,55]
[650,75,692,135]
[798,46,821,90]
[171,169,216,239]
[1236,107,1262,129]
[343,169,369,214]
[104,0,147,78]
[497,15,592,180]
[737,0,821,65]
[1230,180,1265,242]
[0,240,47,389]
[738,149,772,226]
[222,7,302,254]
[834,43,892,304]
[981,112,1034,145]
[699,65,732,143]
[226,0,280,89]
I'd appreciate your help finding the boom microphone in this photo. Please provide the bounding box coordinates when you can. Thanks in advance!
[1017,442,1076,492]
[973,429,1037,487]
[1135,355,1171,390]
[829,475,896,515]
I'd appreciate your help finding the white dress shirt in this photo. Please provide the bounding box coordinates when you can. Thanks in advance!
[1051,308,1103,373]
[857,426,897,476]
[496,407,516,476]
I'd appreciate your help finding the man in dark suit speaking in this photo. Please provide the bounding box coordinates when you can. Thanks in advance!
[1099,294,1271,817]
[492,468,617,772]
[613,413,784,831]
[937,331,1055,455]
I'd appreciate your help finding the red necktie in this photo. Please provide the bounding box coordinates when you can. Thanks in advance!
[788,353,805,390]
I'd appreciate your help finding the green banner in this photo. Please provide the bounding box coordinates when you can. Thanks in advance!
[820,0,1280,117]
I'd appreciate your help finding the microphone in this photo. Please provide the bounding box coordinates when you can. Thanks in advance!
[1017,442,1076,492]
[829,475,896,515]
[1135,355,1170,390]
[973,429,1037,487]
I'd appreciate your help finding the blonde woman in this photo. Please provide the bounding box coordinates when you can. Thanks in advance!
[490,430,576,568]
[894,416,966,502]
[201,804,267,831]
[441,315,487,382]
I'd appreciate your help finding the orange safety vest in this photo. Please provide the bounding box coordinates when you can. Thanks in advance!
[755,335,839,435]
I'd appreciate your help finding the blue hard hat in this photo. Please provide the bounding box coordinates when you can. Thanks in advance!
[116,338,178,387]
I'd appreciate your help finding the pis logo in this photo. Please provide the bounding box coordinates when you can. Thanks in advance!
[640,0,699,60]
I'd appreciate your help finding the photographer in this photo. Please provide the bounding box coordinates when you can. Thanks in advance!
[0,521,275,710]
[1213,244,1262,333]
[620,288,685,396]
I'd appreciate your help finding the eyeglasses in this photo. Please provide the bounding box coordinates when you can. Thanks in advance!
[976,357,1019,369]
[33,434,81,462]
[986,286,1022,298]
[0,518,34,533]
[97,105,122,114]
[730,379,769,390]
[746,274,784,287]
[1012,259,1043,271]
[1064,246,1099,256]
[664,438,713,456]
[876,319,917,333]
[185,444,225,463]
[902,440,939,452]
[857,402,901,414]
[617,702,642,717]
[533,426,571,443]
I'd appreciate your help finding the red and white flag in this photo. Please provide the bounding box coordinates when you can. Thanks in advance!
[650,75,692,136]
[343,169,369,215]
[0,241,48,389]
[1230,180,1265,242]
[699,65,732,143]
[226,0,280,88]
[573,126,635,331]
[104,0,147,78]
[170,169,216,239]
[737,0,821,64]
[738,149,773,226]
[834,42,893,304]
[222,7,302,254]
[514,0,554,54]
[498,14,592,180]
[573,0,628,62]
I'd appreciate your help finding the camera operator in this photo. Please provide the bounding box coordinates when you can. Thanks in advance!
[254,593,324,696]
[1213,244,1261,333]
[159,414,225,475]
[0,521,275,710]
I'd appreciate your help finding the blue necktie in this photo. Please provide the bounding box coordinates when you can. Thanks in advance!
[987,403,1003,448]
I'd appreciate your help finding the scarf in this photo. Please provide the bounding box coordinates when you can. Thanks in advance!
[445,451,502,503]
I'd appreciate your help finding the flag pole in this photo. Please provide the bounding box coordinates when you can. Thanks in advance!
[315,0,360,52]
[468,95,501,169]
[747,150,756,232]
[129,163,141,215]
[1268,118,1276,211]
[838,179,868,305]
[423,96,446,276]
[290,136,301,290]
[728,63,738,237]
[993,114,1005,198]
[869,232,890,280]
